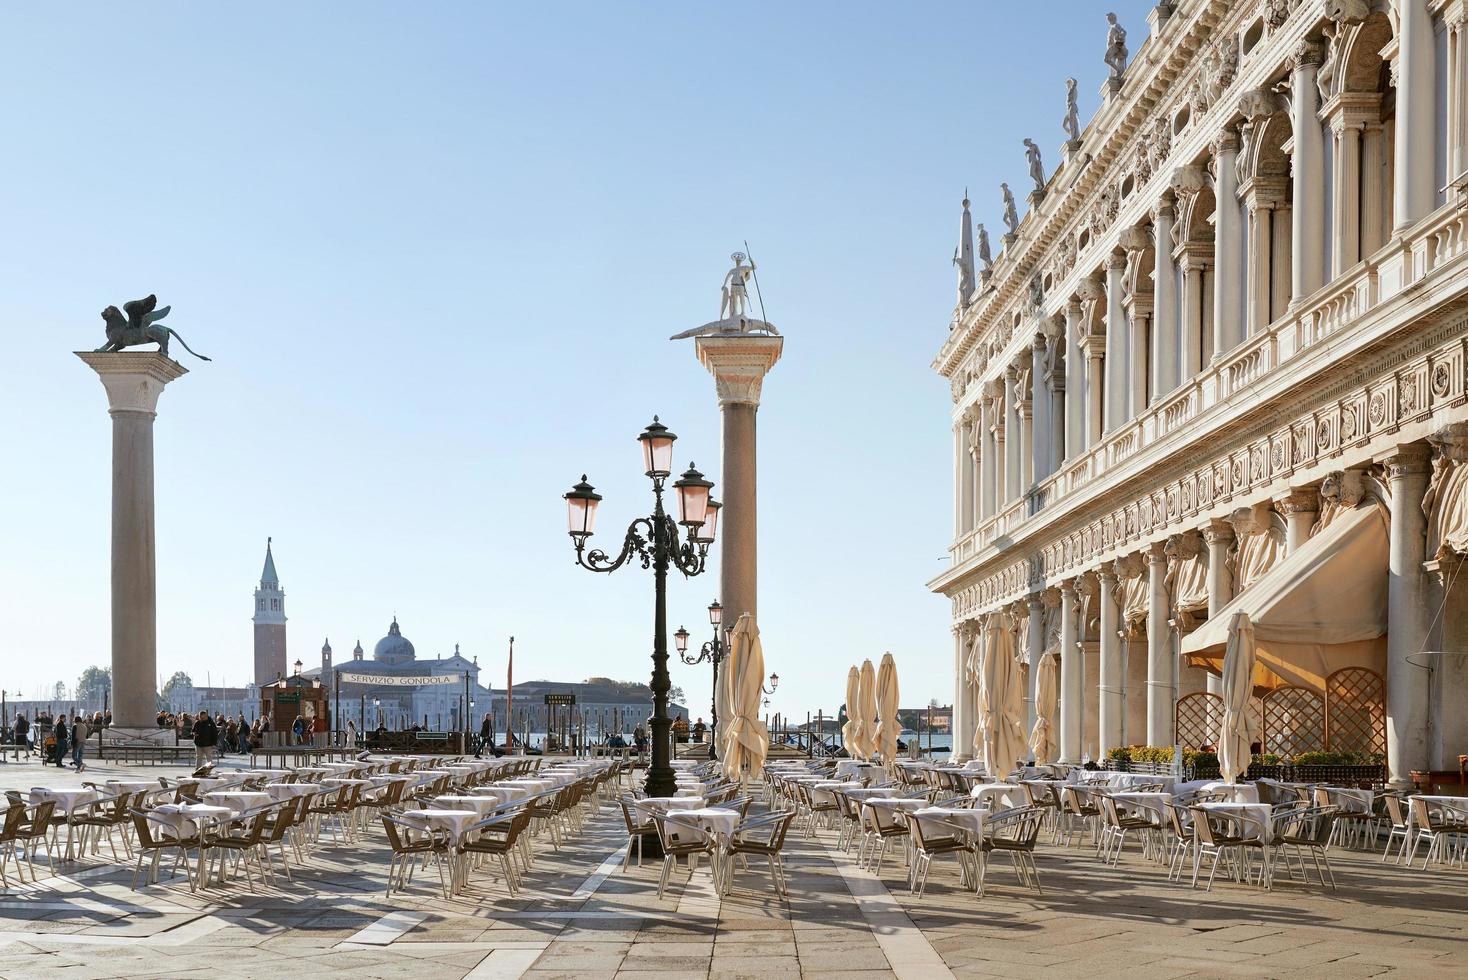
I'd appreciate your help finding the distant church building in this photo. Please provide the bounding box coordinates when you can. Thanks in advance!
[253,538,288,686]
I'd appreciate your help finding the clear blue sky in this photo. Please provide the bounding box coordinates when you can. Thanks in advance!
[2,1,1154,715]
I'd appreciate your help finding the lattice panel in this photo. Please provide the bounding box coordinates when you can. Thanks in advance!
[1175,692,1223,750]
[1261,686,1326,757]
[1326,667,1387,755]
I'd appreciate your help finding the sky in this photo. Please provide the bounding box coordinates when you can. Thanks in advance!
[1,1,1156,718]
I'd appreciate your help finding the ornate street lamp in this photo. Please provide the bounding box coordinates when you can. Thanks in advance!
[564,417,715,798]
[674,596,729,760]
[292,659,303,677]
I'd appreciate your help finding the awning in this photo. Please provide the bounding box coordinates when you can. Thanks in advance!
[1179,503,1389,692]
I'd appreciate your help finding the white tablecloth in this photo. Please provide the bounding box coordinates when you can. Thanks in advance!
[664,806,740,844]
[28,788,97,816]
[432,795,500,819]
[202,791,274,816]
[1196,802,1275,843]
[150,802,233,839]
[968,783,1023,810]
[634,796,706,822]
[509,778,555,795]
[399,808,479,846]
[1110,791,1172,821]
[105,780,165,798]
[1079,772,1179,792]
[863,796,927,830]
[1408,795,1468,827]
[263,783,322,802]
[478,782,534,804]
[845,787,901,802]
[1319,787,1374,814]
[245,769,293,780]
[811,781,861,806]
[914,806,987,839]
[1175,780,1258,803]
[194,775,248,793]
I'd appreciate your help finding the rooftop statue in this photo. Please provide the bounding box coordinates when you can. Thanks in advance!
[1104,13,1128,80]
[977,223,993,271]
[1062,78,1081,141]
[1023,138,1046,193]
[669,251,780,340]
[96,294,211,361]
[1000,183,1019,235]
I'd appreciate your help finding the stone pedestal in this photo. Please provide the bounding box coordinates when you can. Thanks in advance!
[694,336,782,629]
[76,352,188,730]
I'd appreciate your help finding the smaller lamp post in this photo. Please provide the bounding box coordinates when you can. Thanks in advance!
[673,594,728,760]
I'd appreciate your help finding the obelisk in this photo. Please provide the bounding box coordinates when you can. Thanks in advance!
[76,351,188,731]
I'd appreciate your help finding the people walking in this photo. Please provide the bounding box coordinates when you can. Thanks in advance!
[191,712,217,767]
[12,714,29,758]
[51,714,70,768]
[71,714,89,771]
[477,712,494,758]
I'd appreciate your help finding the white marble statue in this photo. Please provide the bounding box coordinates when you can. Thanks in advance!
[669,251,779,340]
[1062,78,1080,141]
[1024,139,1045,193]
[1105,13,1128,80]
[1001,183,1019,235]
[977,223,993,271]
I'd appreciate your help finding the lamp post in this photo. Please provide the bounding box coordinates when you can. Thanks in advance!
[564,417,716,798]
[673,594,727,760]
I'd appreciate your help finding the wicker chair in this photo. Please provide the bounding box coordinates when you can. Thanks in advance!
[726,810,796,897]
[128,808,198,891]
[904,811,973,897]
[380,813,451,899]
[978,806,1047,894]
[649,813,717,900]
[459,810,532,895]
[71,792,134,862]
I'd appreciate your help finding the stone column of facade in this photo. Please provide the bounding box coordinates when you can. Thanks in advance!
[1381,444,1432,786]
[1045,319,1066,476]
[1325,90,1382,275]
[1290,39,1327,304]
[1394,0,1438,231]
[1077,278,1107,449]
[694,335,783,630]
[1211,128,1243,359]
[1015,359,1034,493]
[1119,227,1151,417]
[1152,192,1179,398]
[1145,540,1173,745]
[991,383,1008,509]
[1203,519,1234,697]
[954,419,969,536]
[76,352,189,731]
[951,625,972,762]
[1058,578,1082,763]
[1452,10,1468,194]
[1096,561,1123,755]
[1104,251,1129,432]
[1030,333,1050,484]
[1276,488,1319,553]
[980,391,998,519]
[1064,298,1084,459]
[1003,365,1021,502]
[966,411,982,528]
[1026,594,1045,740]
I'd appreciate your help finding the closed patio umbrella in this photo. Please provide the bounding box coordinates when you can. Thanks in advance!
[856,659,878,762]
[840,666,859,756]
[1028,651,1059,764]
[981,614,1027,779]
[716,631,735,762]
[1219,612,1258,785]
[722,613,769,779]
[874,653,900,764]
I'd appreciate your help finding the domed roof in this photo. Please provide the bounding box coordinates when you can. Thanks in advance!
[373,618,416,666]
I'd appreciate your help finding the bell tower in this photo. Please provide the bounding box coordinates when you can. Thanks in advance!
[252,538,288,686]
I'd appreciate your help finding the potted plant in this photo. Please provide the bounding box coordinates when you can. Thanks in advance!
[1104,746,1132,771]
[1292,750,1385,787]
[1246,752,1284,781]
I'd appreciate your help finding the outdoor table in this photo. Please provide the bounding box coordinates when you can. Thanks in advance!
[509,778,555,795]
[968,783,1023,811]
[398,808,480,893]
[29,787,99,861]
[105,779,165,796]
[1110,791,1172,823]
[478,783,533,804]
[1319,786,1374,814]
[151,802,234,886]
[1196,802,1275,843]
[292,767,334,781]
[915,805,987,837]
[194,775,248,793]
[845,787,902,801]
[432,794,501,821]
[321,777,373,788]
[1407,794,1468,827]
[245,769,293,780]
[812,781,862,806]
[1175,779,1257,802]
[202,790,274,817]
[862,796,927,832]
[670,760,700,770]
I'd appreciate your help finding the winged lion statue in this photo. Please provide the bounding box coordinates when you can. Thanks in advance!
[97,294,211,361]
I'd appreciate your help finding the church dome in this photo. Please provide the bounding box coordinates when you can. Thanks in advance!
[373,618,416,666]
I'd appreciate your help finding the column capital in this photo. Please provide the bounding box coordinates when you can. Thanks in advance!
[1165,529,1203,561]
[1429,422,1468,463]
[1376,443,1433,480]
[1026,592,1045,613]
[1145,540,1168,565]
[1059,576,1081,597]
[76,351,188,418]
[694,335,783,408]
[1117,226,1150,256]
[1274,487,1320,515]
[1292,37,1326,71]
[1106,249,1129,272]
[1097,561,1120,588]
[1031,331,1048,353]
[1202,518,1235,547]
[1210,126,1241,157]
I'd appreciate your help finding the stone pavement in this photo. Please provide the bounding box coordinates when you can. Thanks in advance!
[0,759,1465,978]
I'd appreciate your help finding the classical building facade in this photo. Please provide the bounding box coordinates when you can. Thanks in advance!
[932,0,1468,785]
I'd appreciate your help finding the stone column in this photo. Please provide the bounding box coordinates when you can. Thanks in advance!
[1290,40,1327,303]
[1097,562,1123,755]
[1026,595,1045,741]
[1211,128,1243,359]
[1016,363,1034,494]
[694,335,783,629]
[1276,488,1319,554]
[1152,193,1179,398]
[951,625,972,762]
[1004,365,1021,502]
[1031,333,1050,484]
[979,395,997,519]
[1203,519,1234,697]
[1394,0,1438,231]
[1046,322,1065,475]
[77,352,189,730]
[1381,444,1432,786]
[954,420,969,536]
[1065,298,1084,459]
[1145,541,1173,745]
[1104,251,1128,432]
[1452,13,1468,195]
[1058,578,1082,763]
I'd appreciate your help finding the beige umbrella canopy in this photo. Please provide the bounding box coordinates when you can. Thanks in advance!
[1219,612,1259,785]
[721,613,770,778]
[874,653,900,764]
[716,632,736,761]
[981,615,1027,778]
[1028,652,1059,764]
[856,659,878,762]
[840,666,859,757]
